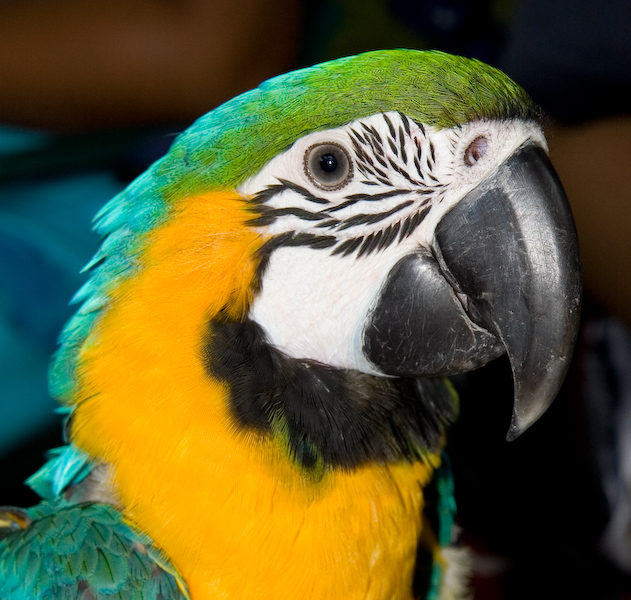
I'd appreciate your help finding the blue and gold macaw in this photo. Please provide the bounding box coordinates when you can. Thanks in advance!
[0,49,581,599]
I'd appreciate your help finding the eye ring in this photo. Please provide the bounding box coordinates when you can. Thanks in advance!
[304,142,353,190]
[464,135,488,166]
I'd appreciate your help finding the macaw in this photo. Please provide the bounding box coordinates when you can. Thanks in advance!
[0,49,581,600]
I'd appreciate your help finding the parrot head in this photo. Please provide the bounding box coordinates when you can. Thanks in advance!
[51,50,581,474]
[240,105,580,443]
[34,50,582,599]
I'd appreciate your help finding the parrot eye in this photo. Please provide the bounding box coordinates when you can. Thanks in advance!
[464,136,488,166]
[304,142,353,190]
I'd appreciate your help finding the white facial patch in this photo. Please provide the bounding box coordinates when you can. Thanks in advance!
[249,245,401,374]
[240,113,547,371]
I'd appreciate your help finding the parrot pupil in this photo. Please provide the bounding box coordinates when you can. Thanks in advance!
[320,153,338,173]
[304,141,353,190]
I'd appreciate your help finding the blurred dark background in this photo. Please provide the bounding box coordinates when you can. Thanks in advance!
[1,0,630,597]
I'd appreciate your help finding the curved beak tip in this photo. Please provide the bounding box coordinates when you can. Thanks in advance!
[506,423,522,442]
[506,411,539,441]
[506,401,552,440]
[505,353,574,441]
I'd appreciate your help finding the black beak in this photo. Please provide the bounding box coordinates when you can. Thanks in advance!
[363,142,582,439]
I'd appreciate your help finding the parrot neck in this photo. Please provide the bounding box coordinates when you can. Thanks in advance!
[69,192,447,599]
[205,314,456,471]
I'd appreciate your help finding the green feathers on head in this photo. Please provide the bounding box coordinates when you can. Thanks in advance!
[158,49,537,199]
[49,49,537,404]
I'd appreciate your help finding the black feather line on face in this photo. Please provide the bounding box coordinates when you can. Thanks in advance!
[388,137,399,156]
[359,122,383,149]
[249,206,328,226]
[288,233,338,249]
[357,230,383,257]
[355,161,374,180]
[277,179,330,204]
[351,137,367,161]
[336,199,414,230]
[331,236,364,256]
[250,180,328,209]
[368,125,383,145]
[255,197,430,267]
[350,128,368,146]
[369,144,388,169]
[397,166,417,185]
[399,129,408,164]
[372,164,390,181]
[373,150,388,169]
[352,135,392,178]
[357,148,377,170]
[203,316,457,471]
[410,205,431,232]
[360,122,373,136]
[429,141,436,165]
[426,172,440,184]
[379,222,401,250]
[382,113,396,139]
[335,188,411,207]
[249,184,284,205]
[414,156,423,178]
[387,156,404,176]
[315,218,341,229]
[253,232,294,283]
[399,112,412,137]
[415,137,423,159]
[351,142,366,166]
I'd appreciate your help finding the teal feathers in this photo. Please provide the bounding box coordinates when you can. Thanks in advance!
[0,502,187,600]
[26,445,92,500]
[48,161,170,404]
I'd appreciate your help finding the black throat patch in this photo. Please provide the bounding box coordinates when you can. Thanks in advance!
[203,314,458,471]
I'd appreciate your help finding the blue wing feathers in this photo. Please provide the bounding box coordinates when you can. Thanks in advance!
[26,445,92,500]
[0,502,188,600]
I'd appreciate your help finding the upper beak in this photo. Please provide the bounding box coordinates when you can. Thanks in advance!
[363,142,582,439]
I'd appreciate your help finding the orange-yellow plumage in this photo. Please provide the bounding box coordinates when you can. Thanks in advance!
[70,191,440,599]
